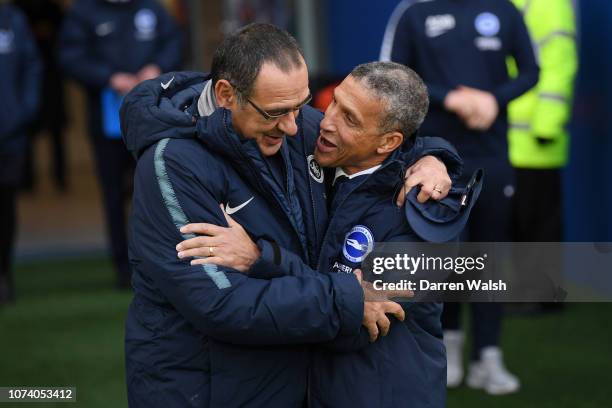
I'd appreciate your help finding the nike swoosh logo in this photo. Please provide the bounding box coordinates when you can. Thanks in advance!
[225,197,254,215]
[95,22,115,37]
[161,76,175,90]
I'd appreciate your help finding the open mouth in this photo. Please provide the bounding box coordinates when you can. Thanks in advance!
[316,134,338,153]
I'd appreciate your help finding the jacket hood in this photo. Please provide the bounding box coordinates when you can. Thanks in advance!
[120,71,208,158]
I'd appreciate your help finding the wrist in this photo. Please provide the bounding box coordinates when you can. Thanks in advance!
[250,241,261,266]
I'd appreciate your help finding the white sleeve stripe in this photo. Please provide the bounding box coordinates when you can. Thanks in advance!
[379,0,417,61]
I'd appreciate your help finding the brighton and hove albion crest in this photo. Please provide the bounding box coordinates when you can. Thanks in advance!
[134,9,157,40]
[343,225,374,263]
[475,12,500,37]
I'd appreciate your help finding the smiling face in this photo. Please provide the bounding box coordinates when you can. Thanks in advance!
[215,59,310,157]
[314,75,404,173]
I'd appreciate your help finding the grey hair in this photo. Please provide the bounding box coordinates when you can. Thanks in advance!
[350,61,429,138]
[211,23,305,105]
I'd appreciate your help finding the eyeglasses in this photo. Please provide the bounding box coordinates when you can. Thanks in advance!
[230,82,312,121]
[246,94,312,120]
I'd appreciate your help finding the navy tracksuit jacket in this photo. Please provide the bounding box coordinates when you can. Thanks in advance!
[120,72,464,407]
[58,0,183,281]
[381,0,538,241]
[58,0,182,90]
[260,152,456,408]
[58,0,183,132]
[381,0,539,158]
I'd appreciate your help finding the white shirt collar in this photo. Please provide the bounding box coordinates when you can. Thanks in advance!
[333,165,382,185]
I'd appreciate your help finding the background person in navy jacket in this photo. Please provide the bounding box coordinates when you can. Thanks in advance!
[0,0,41,305]
[380,0,539,394]
[58,0,183,288]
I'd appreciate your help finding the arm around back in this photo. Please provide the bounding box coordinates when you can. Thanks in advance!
[131,138,364,346]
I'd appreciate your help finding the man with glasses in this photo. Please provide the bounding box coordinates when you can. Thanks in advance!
[121,23,460,407]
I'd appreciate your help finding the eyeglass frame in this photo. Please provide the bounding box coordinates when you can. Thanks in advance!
[229,82,312,121]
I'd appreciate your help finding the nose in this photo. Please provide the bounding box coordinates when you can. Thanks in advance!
[276,111,299,136]
[320,104,337,133]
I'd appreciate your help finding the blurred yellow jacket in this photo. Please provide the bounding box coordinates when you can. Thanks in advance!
[508,0,578,168]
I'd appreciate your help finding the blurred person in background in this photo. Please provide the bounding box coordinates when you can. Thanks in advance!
[15,0,67,192]
[509,0,577,287]
[58,0,183,289]
[380,0,539,395]
[0,0,41,304]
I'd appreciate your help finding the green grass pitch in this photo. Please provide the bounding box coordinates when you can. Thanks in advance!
[0,257,610,407]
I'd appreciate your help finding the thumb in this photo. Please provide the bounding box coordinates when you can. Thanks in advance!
[220,203,238,227]
[396,186,407,207]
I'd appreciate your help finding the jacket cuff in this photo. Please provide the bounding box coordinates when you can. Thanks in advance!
[491,90,510,109]
[248,239,285,279]
[427,84,453,105]
[330,273,364,336]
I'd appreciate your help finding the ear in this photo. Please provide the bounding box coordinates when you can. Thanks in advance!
[376,131,404,155]
[214,79,237,108]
